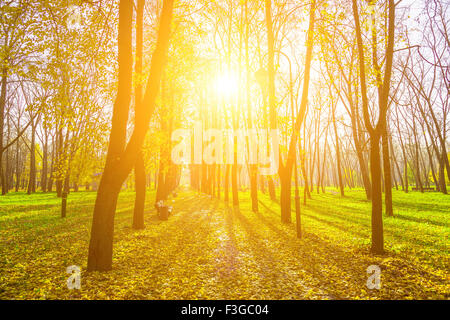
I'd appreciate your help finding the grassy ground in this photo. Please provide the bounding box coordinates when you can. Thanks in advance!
[0,188,448,300]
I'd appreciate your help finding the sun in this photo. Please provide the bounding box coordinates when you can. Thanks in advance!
[214,71,239,97]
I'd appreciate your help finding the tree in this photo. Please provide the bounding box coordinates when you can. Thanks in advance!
[277,0,316,226]
[87,0,174,271]
[264,0,278,202]
[132,0,146,230]
[352,0,396,254]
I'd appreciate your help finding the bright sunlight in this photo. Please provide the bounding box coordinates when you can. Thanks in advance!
[0,0,448,308]
[214,71,239,97]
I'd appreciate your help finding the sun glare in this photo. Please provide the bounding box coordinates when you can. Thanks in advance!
[214,71,239,97]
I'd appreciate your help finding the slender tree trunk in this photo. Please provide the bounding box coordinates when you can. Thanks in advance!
[353,0,395,254]
[302,125,311,202]
[216,164,221,199]
[264,0,277,202]
[382,130,393,216]
[55,129,63,197]
[63,174,70,194]
[390,136,404,190]
[278,0,316,224]
[439,149,448,194]
[88,0,173,271]
[412,126,424,192]
[333,107,345,196]
[41,134,48,192]
[279,167,292,223]
[0,67,8,195]
[424,137,439,191]
[245,0,258,212]
[27,121,36,194]
[5,118,10,191]
[133,151,145,229]
[47,141,55,192]
[15,138,20,192]
[132,0,146,230]
[370,134,384,253]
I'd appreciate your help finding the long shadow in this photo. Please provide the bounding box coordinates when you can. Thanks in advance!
[261,190,447,253]
[233,207,368,299]
[214,205,240,280]
[0,203,62,215]
[249,202,445,299]
[113,195,215,280]
[230,207,324,298]
[254,197,443,298]
[259,198,369,240]
[301,212,368,239]
[390,213,449,228]
[392,197,450,214]
[236,203,400,299]
[257,200,294,238]
[307,201,369,223]
[305,201,443,250]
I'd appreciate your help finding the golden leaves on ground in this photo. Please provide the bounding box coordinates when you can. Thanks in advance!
[0,190,448,299]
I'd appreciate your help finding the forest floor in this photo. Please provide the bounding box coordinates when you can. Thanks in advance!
[0,188,448,300]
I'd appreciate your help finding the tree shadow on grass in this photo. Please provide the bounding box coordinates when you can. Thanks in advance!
[253,195,449,299]
[303,201,443,251]
[389,213,449,228]
[259,199,369,240]
[394,199,449,214]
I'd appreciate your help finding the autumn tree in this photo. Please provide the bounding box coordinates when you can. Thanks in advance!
[87,0,174,271]
[352,0,396,254]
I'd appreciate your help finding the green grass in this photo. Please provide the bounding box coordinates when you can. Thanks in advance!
[0,188,448,299]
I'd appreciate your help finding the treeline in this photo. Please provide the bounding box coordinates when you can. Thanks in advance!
[0,0,448,271]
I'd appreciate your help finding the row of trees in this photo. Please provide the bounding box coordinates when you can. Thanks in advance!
[0,0,115,197]
[1,0,448,270]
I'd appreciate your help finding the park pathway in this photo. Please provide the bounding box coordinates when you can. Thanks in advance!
[85,191,372,299]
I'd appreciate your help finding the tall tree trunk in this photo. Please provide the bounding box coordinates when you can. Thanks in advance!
[55,129,63,197]
[279,167,292,223]
[349,93,372,199]
[370,135,384,253]
[132,0,146,230]
[412,126,424,192]
[439,148,448,194]
[278,0,316,224]
[302,124,311,202]
[63,174,70,194]
[382,130,393,216]
[424,136,439,191]
[47,140,55,192]
[0,67,8,195]
[245,0,258,212]
[353,0,395,254]
[5,117,10,191]
[88,0,173,271]
[15,137,20,192]
[41,133,48,192]
[27,121,36,194]
[265,0,278,203]
[389,135,404,191]
[332,106,345,196]
[133,151,146,229]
